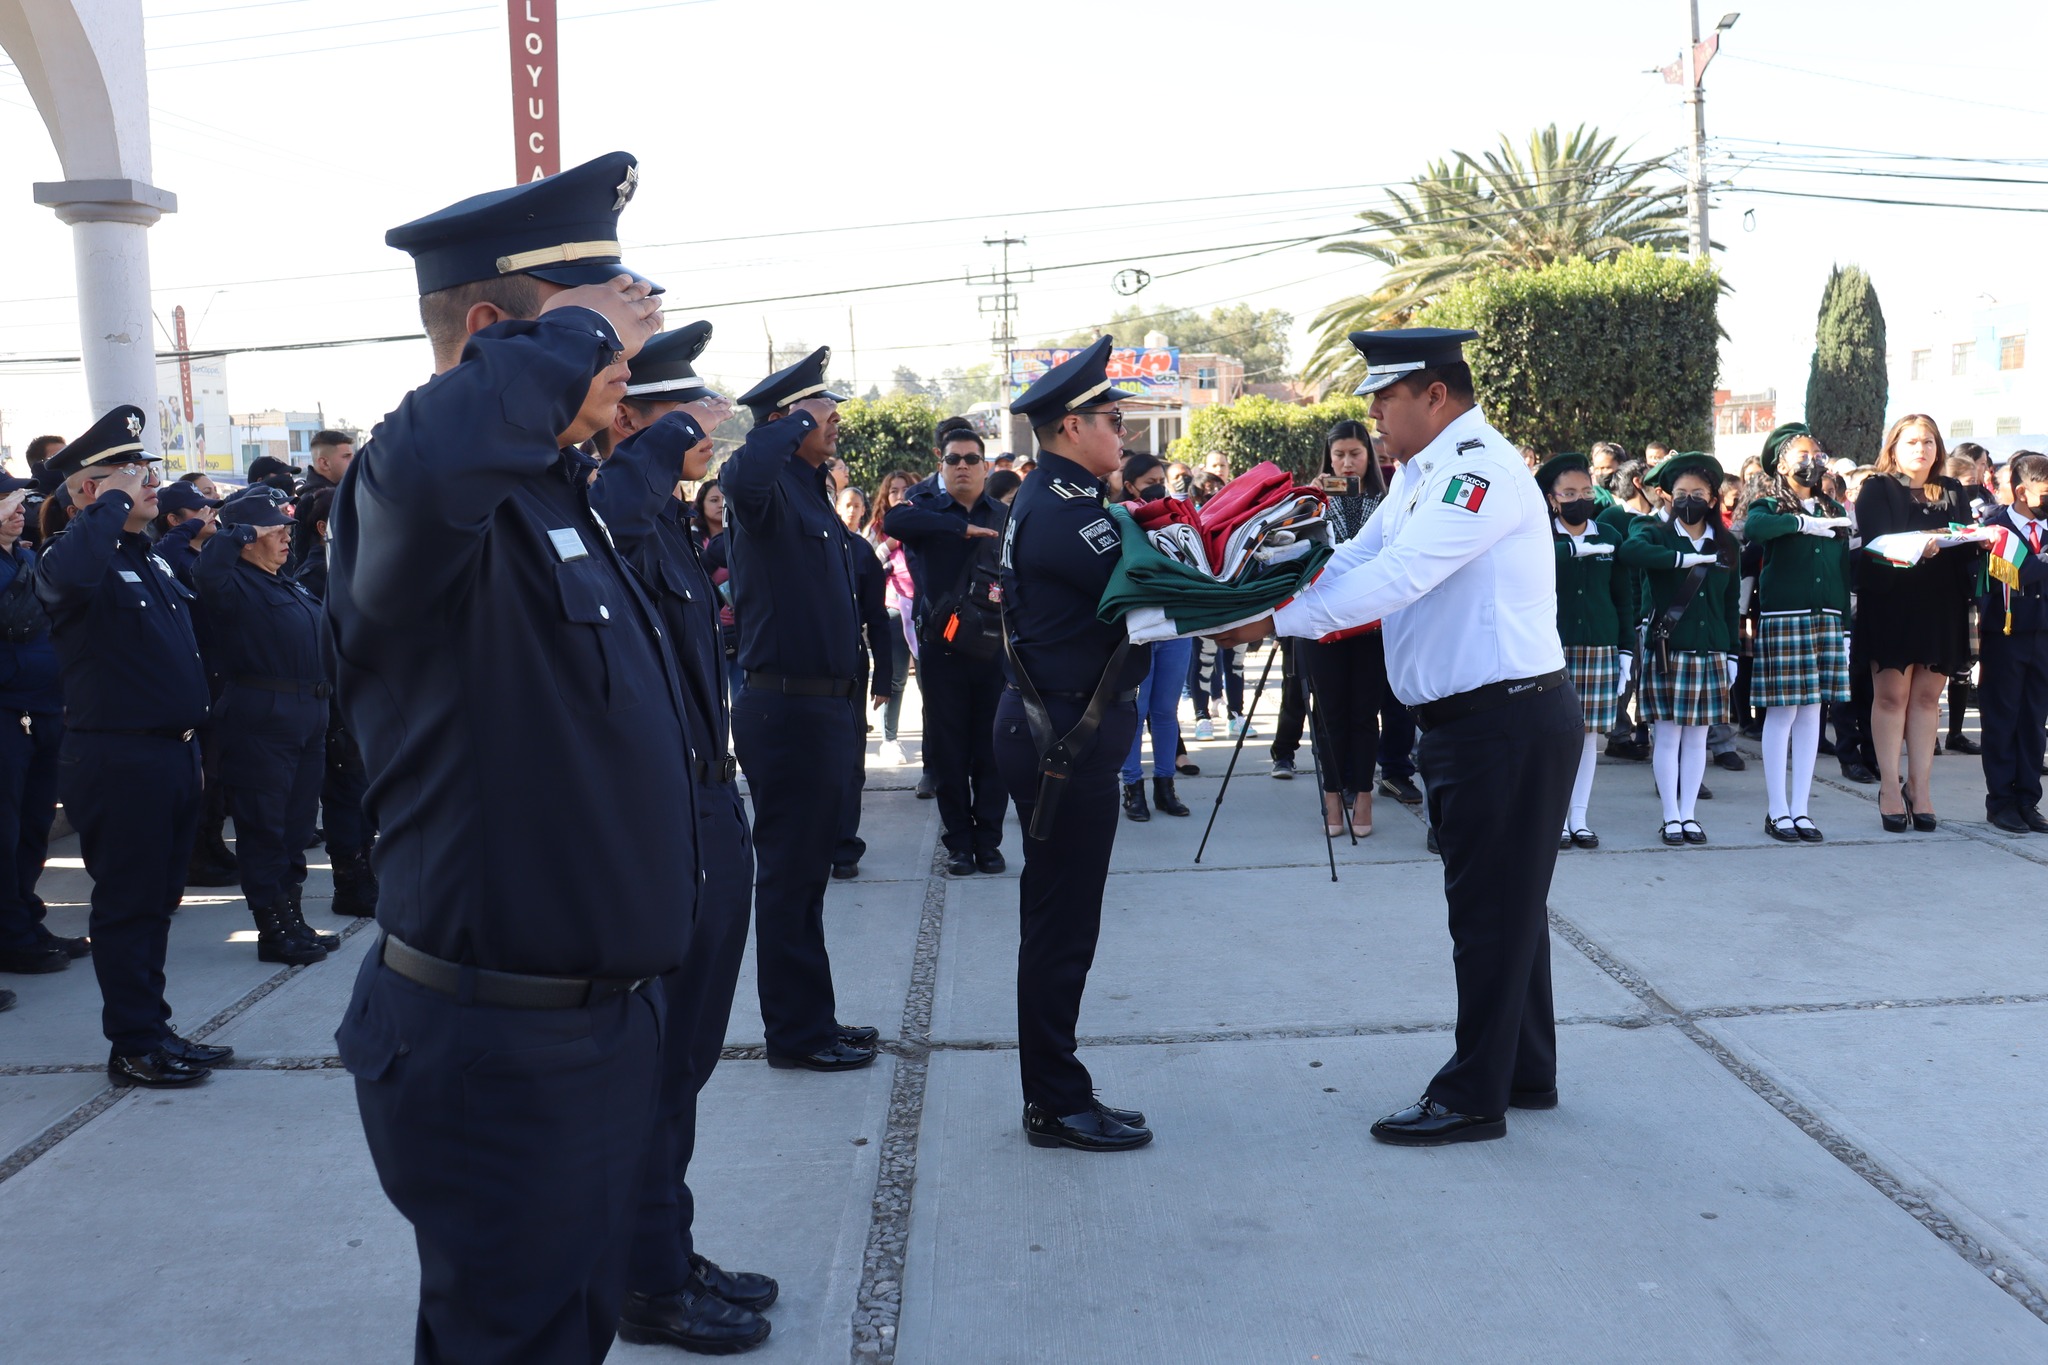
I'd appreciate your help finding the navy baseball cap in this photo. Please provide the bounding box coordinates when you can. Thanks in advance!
[219,485,294,529]
[156,481,221,515]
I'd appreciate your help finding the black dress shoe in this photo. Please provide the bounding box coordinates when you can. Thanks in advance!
[1606,739,1649,761]
[1369,1096,1505,1146]
[1570,828,1600,850]
[1426,826,1440,855]
[1680,819,1707,844]
[691,1254,779,1312]
[0,944,69,974]
[837,1023,880,1045]
[1558,830,1574,851]
[1792,817,1823,843]
[1765,815,1801,844]
[618,1282,771,1354]
[1508,1087,1559,1110]
[1714,750,1746,772]
[1092,1094,1146,1128]
[2024,805,2048,833]
[1696,783,1714,800]
[108,1049,210,1088]
[975,850,1006,874]
[1881,809,1910,833]
[161,1033,235,1067]
[35,932,91,959]
[946,853,976,876]
[1946,733,1981,754]
[766,1040,875,1072]
[915,773,936,800]
[830,861,859,880]
[1840,761,1879,785]
[1989,808,2032,834]
[1660,820,1686,846]
[1023,1103,1152,1152]
[1378,774,1424,805]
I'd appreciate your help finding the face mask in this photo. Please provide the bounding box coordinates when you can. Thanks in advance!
[1673,494,1711,525]
[1794,459,1828,490]
[1139,484,1167,502]
[1556,497,1597,525]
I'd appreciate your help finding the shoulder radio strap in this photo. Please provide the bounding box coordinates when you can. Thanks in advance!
[998,586,1131,842]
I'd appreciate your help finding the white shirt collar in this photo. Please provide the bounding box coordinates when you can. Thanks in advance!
[1410,405,1490,474]
[1553,515,1591,538]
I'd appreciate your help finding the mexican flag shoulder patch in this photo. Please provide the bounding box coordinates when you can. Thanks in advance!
[1441,473,1491,512]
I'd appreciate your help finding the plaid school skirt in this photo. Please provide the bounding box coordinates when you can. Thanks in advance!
[1753,609,1850,708]
[1564,644,1620,732]
[1644,648,1730,727]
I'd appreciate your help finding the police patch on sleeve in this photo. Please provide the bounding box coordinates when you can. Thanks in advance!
[1079,517,1119,555]
[1441,473,1490,512]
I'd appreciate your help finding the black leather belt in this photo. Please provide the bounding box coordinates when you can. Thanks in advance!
[694,754,739,784]
[1006,684,1139,705]
[1413,670,1570,733]
[71,725,197,742]
[380,934,652,1010]
[232,674,332,698]
[744,672,856,698]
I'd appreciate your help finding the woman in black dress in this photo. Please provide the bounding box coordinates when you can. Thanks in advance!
[1303,420,1388,838]
[1854,413,1978,832]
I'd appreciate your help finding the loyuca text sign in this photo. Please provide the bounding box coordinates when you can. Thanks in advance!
[507,0,561,182]
[1008,347,1180,400]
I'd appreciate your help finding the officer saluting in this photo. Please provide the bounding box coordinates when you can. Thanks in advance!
[997,336,1154,1153]
[723,347,880,1072]
[36,407,228,1087]
[328,152,699,1363]
[1216,329,1579,1146]
[589,324,782,1353]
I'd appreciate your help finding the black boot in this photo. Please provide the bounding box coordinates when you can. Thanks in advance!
[252,902,326,966]
[1151,776,1190,817]
[331,849,379,918]
[1121,781,1150,822]
[285,887,340,951]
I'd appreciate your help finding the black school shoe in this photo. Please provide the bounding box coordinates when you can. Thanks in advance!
[617,1281,770,1355]
[1369,1097,1505,1147]
[1023,1103,1152,1152]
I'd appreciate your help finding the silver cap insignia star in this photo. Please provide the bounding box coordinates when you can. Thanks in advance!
[614,166,638,211]
[126,414,143,437]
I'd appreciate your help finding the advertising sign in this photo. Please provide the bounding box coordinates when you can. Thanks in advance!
[1008,346,1179,401]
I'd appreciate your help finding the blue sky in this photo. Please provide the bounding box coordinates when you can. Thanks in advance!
[0,0,2041,449]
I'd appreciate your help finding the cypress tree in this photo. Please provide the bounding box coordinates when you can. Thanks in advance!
[1804,265,1889,463]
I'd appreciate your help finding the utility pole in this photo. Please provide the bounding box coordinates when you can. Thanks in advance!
[969,235,1029,421]
[848,307,857,397]
[1669,6,1737,260]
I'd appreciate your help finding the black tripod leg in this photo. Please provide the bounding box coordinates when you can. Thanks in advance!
[1302,667,1341,881]
[1194,639,1280,865]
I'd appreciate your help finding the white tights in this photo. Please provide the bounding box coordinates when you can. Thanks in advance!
[1565,732,1599,833]
[1653,721,1710,823]
[1761,704,1823,821]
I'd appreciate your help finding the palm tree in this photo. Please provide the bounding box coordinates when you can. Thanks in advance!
[1303,124,1690,392]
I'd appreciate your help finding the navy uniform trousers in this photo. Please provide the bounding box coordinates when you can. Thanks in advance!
[60,731,202,1054]
[993,690,1139,1115]
[216,683,326,907]
[339,953,663,1364]
[1417,683,1581,1117]
[0,710,62,953]
[921,647,1007,859]
[1977,625,2048,818]
[322,699,375,859]
[733,688,860,1056]
[628,779,753,1294]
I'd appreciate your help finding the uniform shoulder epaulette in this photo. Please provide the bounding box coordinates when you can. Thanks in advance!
[1050,479,1099,502]
[1454,438,1485,454]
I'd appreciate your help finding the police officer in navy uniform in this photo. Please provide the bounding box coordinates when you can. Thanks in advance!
[150,480,240,887]
[328,152,701,1364]
[882,422,1010,876]
[192,485,338,966]
[723,347,880,1072]
[589,323,781,1354]
[1214,329,1580,1146]
[997,337,1154,1153]
[36,407,231,1088]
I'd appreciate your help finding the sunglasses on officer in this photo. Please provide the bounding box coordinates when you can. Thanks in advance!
[1079,409,1126,434]
[940,451,983,467]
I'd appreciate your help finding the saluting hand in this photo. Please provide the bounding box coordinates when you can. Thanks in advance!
[785,397,839,428]
[539,273,663,361]
[95,464,150,505]
[680,394,735,435]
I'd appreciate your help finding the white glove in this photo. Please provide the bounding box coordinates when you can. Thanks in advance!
[1726,655,1740,688]
[1799,515,1851,537]
[1738,578,1754,616]
[1678,552,1718,569]
[1617,652,1634,691]
[1570,539,1616,559]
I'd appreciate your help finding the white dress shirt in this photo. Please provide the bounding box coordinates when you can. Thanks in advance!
[1272,405,1565,706]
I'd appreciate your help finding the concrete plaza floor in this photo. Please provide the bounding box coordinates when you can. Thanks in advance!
[4,652,2047,1363]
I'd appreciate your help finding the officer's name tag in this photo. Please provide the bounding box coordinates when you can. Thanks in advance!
[117,570,142,583]
[547,527,589,561]
[1079,518,1119,555]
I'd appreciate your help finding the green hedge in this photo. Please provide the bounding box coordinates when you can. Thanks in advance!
[1415,248,1720,454]
[1166,394,1375,481]
[835,393,944,489]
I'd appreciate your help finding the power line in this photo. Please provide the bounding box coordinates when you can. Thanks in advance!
[1720,53,2048,118]
[1720,184,2048,214]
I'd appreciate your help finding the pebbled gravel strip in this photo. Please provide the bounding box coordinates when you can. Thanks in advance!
[849,840,950,1363]
[1552,906,2048,1326]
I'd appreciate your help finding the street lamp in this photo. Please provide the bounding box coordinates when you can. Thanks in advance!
[1717,13,1740,32]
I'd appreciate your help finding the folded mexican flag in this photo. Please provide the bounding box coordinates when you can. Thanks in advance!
[1097,503,1332,642]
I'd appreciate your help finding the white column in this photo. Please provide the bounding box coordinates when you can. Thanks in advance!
[34,178,175,426]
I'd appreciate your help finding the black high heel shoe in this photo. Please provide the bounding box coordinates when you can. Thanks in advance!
[1903,785,1937,833]
[1880,784,1909,833]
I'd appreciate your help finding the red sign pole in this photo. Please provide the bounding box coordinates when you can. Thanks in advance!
[508,0,560,182]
